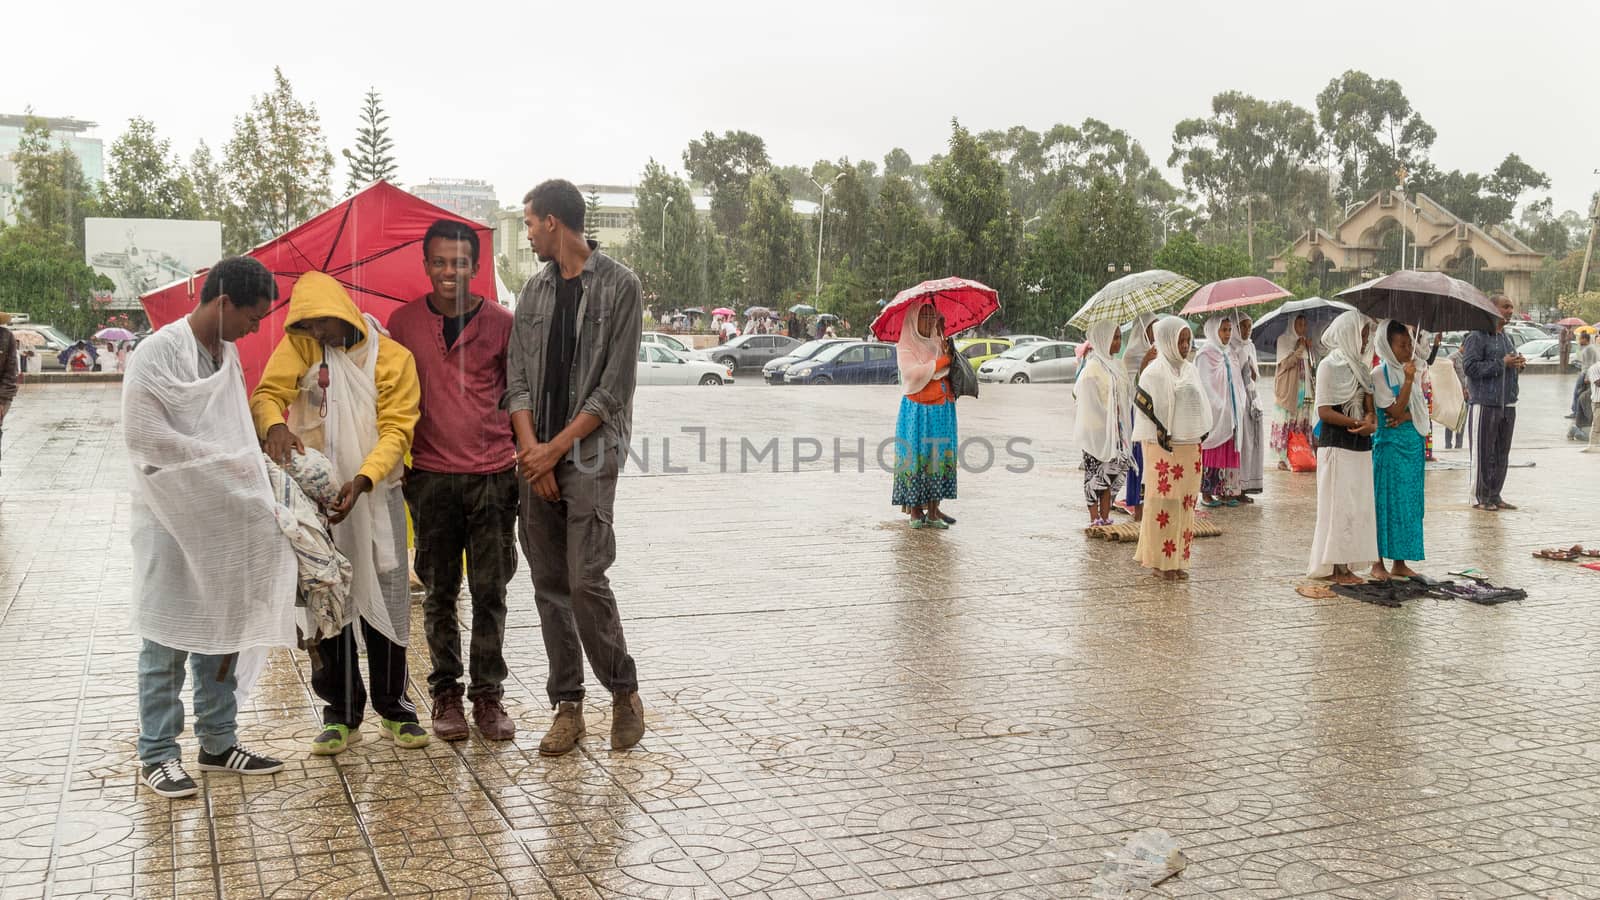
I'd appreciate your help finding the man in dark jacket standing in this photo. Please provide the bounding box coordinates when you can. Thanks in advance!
[505,179,645,756]
[0,314,17,460]
[1460,294,1525,512]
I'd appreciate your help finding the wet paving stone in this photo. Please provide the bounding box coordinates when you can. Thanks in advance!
[0,376,1596,898]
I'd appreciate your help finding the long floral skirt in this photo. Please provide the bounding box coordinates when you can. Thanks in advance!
[1134,441,1202,572]
[891,396,958,507]
[1373,419,1426,562]
[1271,401,1315,468]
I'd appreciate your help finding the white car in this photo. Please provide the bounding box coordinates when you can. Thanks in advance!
[1005,334,1051,346]
[636,344,734,385]
[977,341,1080,383]
[641,331,695,360]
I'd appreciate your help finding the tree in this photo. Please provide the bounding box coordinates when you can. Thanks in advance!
[585,190,602,242]
[616,160,713,309]
[683,130,770,237]
[928,120,1019,305]
[10,115,99,249]
[1316,71,1436,202]
[862,175,940,305]
[0,223,114,336]
[1152,231,1252,285]
[1408,153,1550,226]
[737,172,809,306]
[99,117,200,220]
[187,140,230,225]
[341,88,398,193]
[223,67,335,251]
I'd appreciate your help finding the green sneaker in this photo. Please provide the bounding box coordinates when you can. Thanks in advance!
[310,724,361,756]
[380,719,430,749]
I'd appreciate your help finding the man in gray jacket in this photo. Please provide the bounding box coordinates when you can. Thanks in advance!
[1459,294,1524,511]
[505,179,645,756]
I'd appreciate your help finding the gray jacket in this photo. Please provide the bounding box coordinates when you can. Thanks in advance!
[504,246,642,460]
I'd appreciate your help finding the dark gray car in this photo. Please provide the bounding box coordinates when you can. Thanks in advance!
[696,334,802,371]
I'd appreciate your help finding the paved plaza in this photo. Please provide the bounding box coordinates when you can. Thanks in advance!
[1,375,1597,899]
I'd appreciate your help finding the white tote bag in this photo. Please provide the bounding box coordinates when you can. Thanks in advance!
[1429,359,1466,433]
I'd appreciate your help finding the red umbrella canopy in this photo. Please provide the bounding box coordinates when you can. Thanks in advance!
[141,181,497,390]
[870,277,999,342]
[1179,276,1292,316]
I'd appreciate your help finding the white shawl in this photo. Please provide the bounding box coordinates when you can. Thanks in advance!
[1074,320,1131,463]
[1317,310,1374,418]
[1194,315,1245,449]
[122,318,298,655]
[1373,319,1430,437]
[896,300,946,396]
[1135,317,1212,445]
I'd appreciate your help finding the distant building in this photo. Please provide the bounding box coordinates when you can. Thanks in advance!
[0,114,103,225]
[411,178,499,224]
[493,183,820,288]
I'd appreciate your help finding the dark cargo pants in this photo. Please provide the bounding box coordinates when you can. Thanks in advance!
[403,468,520,702]
[518,451,638,708]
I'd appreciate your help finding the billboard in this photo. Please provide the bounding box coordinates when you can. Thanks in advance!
[85,218,222,308]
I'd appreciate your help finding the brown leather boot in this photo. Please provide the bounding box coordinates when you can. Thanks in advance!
[538,701,585,756]
[611,691,645,750]
[431,691,469,742]
[472,696,517,741]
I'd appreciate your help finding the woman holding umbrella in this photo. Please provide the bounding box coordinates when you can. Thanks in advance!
[1195,316,1246,506]
[1272,314,1317,469]
[893,302,958,529]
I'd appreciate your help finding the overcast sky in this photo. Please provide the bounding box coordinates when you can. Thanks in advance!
[9,0,1597,218]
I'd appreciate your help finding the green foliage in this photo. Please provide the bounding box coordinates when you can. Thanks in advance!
[1153,231,1252,284]
[1408,154,1550,226]
[187,141,229,225]
[683,130,771,237]
[584,190,602,242]
[99,117,200,220]
[0,223,114,337]
[341,88,398,194]
[927,120,1019,305]
[738,172,809,306]
[1316,70,1436,202]
[223,67,335,252]
[615,159,722,309]
[10,115,99,249]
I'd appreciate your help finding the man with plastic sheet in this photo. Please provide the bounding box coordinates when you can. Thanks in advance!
[123,256,298,799]
[251,272,426,755]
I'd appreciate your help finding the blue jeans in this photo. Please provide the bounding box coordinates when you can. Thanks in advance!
[137,639,238,765]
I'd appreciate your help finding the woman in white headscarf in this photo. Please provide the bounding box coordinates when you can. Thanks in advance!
[892,301,958,529]
[1120,313,1161,521]
[1195,315,1246,506]
[1371,319,1428,579]
[1272,313,1317,469]
[1307,310,1380,584]
[1231,314,1265,499]
[1074,320,1133,526]
[1133,318,1212,581]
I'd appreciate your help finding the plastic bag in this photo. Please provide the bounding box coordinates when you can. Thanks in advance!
[1090,828,1187,899]
[1286,430,1317,472]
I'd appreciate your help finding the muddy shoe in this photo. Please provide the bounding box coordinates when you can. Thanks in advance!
[431,692,469,742]
[538,701,585,756]
[611,691,645,750]
[473,696,517,741]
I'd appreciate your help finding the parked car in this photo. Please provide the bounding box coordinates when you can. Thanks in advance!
[636,344,733,385]
[785,341,898,384]
[1004,334,1050,346]
[12,324,74,370]
[762,338,858,384]
[1506,323,1546,348]
[692,334,801,371]
[955,337,1013,369]
[1516,338,1581,369]
[641,331,694,359]
[977,341,1081,383]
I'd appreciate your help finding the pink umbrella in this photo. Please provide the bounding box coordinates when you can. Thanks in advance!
[712,307,735,317]
[870,277,1000,341]
[1179,276,1292,316]
[1555,317,1587,327]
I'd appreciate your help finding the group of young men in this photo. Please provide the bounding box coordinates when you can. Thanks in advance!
[124,180,646,799]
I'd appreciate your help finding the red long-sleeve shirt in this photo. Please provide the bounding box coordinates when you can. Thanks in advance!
[387,296,516,475]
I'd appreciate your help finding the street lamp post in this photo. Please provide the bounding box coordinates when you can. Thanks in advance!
[810,173,844,302]
[660,196,675,259]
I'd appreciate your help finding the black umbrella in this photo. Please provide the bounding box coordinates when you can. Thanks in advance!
[1251,297,1356,354]
[1337,271,1501,332]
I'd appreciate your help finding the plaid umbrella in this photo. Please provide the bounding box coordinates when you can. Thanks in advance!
[1068,269,1198,329]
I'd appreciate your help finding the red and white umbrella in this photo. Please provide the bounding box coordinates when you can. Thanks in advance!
[870,277,999,341]
[1179,276,1292,316]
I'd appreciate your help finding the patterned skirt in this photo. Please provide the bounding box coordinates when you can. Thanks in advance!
[1271,401,1316,467]
[891,396,958,507]
[1201,439,1240,496]
[1134,441,1202,572]
[1082,450,1131,504]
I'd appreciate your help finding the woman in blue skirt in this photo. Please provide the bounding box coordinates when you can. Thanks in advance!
[1371,319,1427,579]
[893,301,957,529]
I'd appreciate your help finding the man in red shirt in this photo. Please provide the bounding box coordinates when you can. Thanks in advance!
[388,220,519,741]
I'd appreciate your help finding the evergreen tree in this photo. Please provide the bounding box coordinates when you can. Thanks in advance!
[342,88,398,193]
[585,190,602,242]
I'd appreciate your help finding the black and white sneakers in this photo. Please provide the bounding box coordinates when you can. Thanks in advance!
[196,744,285,775]
[141,759,198,799]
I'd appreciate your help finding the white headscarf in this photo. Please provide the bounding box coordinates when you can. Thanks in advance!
[1230,314,1259,384]
[1135,317,1212,445]
[1194,315,1245,449]
[1122,312,1158,385]
[1372,319,1430,436]
[1317,310,1374,414]
[896,300,945,396]
[1074,320,1132,462]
